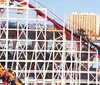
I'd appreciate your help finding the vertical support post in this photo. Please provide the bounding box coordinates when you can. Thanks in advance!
[5,0,9,69]
[79,36,82,85]
[88,43,90,85]
[62,13,66,85]
[25,0,28,84]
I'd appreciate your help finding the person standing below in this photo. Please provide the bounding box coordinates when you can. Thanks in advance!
[0,65,23,85]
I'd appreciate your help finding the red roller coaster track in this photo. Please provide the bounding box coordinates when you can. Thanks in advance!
[0,1,100,85]
[5,0,100,57]
[28,2,100,58]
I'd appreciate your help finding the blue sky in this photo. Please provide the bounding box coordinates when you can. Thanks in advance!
[37,0,100,20]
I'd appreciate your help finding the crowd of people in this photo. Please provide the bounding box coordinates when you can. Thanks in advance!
[0,65,23,85]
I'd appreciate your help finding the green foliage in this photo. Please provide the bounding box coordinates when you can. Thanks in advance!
[77,28,89,41]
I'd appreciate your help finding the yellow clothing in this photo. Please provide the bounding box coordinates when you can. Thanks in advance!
[15,80,23,85]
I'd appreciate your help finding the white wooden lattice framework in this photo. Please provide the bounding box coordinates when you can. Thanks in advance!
[0,0,100,85]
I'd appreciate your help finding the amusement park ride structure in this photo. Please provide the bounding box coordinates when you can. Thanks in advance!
[0,0,100,85]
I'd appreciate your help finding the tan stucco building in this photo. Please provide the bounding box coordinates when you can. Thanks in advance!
[69,12,99,38]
